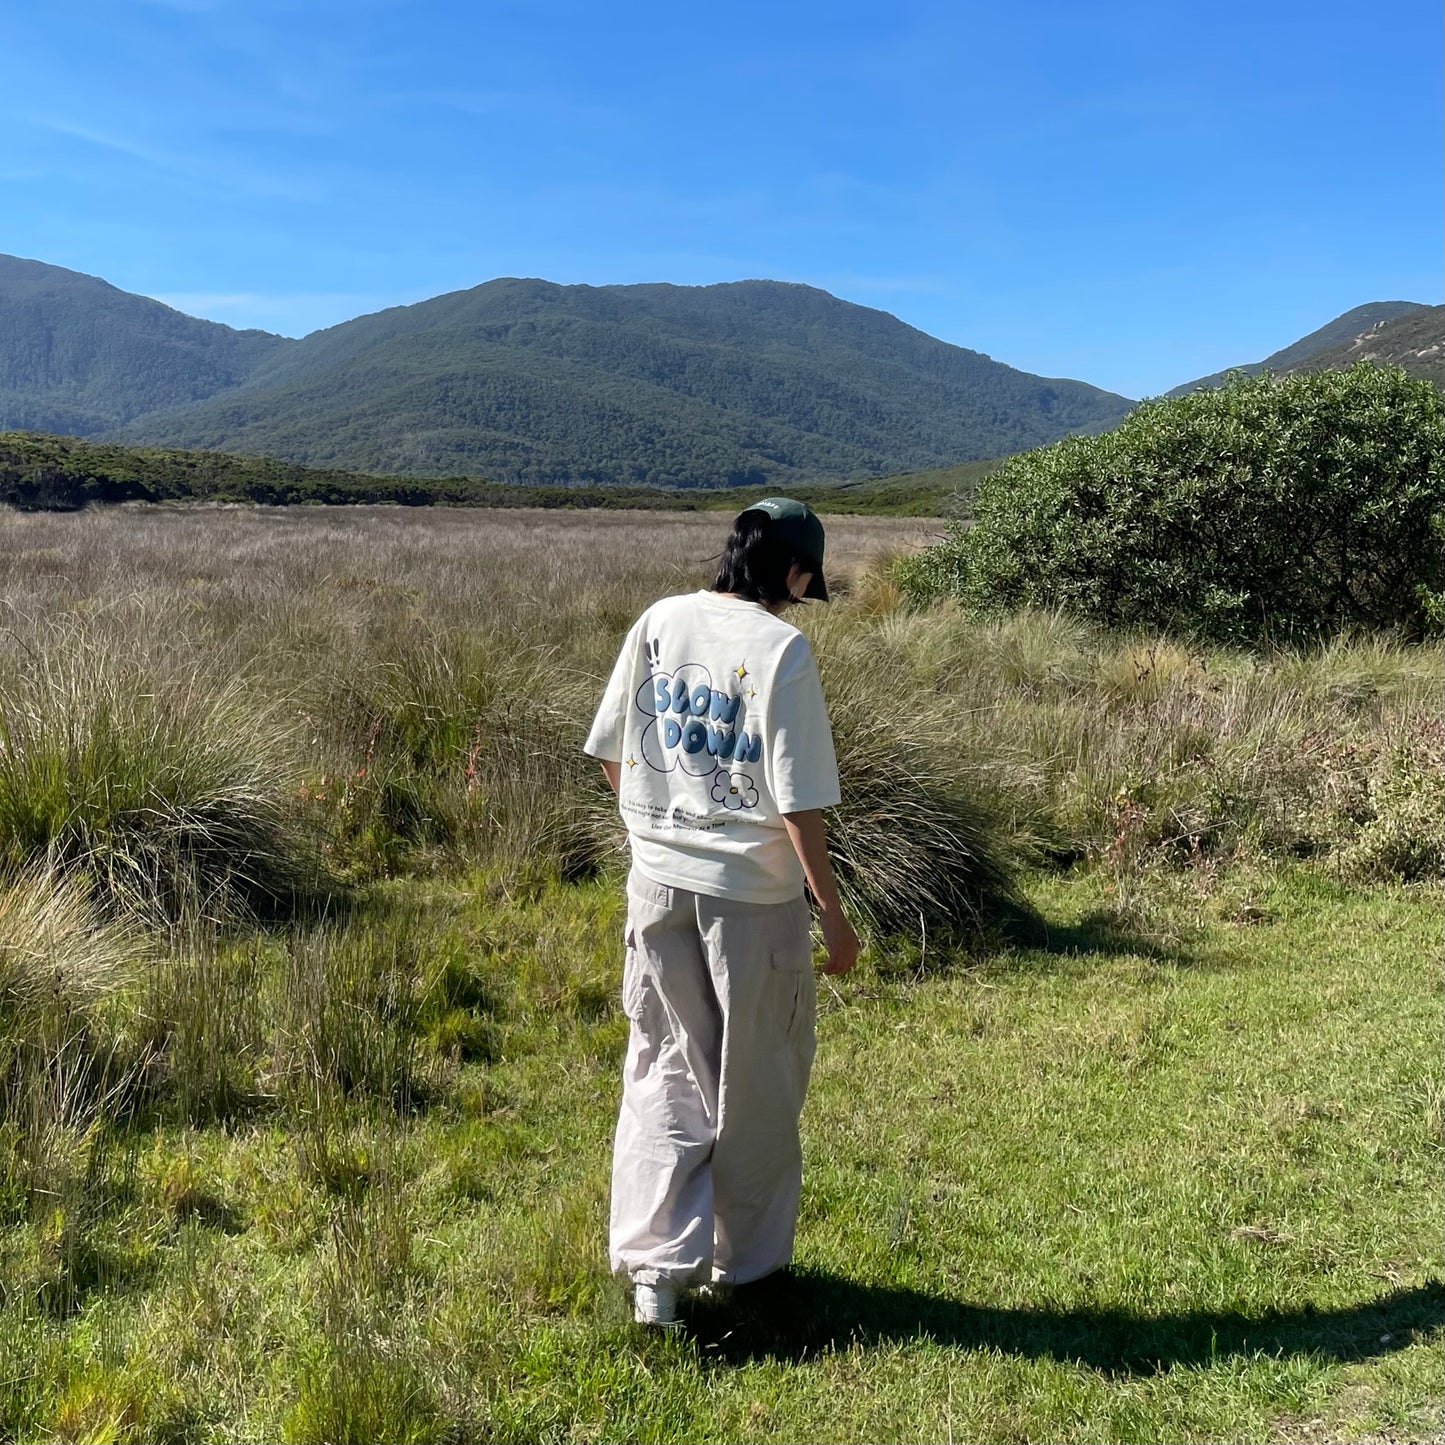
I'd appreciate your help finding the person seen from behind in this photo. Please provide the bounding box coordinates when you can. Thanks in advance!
[584,498,860,1328]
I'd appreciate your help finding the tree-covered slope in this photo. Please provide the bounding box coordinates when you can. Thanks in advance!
[0,254,288,435]
[1167,301,1430,397]
[1283,304,1445,392]
[118,278,1133,485]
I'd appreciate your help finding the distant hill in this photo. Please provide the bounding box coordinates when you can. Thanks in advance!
[0,255,286,435]
[0,256,1134,486]
[114,278,1133,485]
[1167,301,1431,397]
[1281,304,1445,392]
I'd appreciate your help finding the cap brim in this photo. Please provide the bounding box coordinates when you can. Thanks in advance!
[804,569,828,602]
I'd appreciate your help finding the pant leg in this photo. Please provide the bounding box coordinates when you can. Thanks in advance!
[609,870,724,1286]
[697,890,817,1285]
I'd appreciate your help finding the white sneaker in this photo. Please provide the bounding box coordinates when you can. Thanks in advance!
[691,1280,734,1306]
[633,1281,681,1327]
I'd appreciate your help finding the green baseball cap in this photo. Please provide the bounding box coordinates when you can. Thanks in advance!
[744,496,829,601]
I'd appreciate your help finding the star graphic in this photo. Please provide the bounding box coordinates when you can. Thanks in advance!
[735,663,748,680]
[747,686,757,699]
[625,755,638,769]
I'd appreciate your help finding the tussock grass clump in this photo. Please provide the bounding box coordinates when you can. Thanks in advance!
[287,1143,445,1445]
[136,928,267,1126]
[822,600,1442,888]
[0,629,322,923]
[0,863,138,1021]
[0,868,148,1317]
[44,1364,191,1445]
[307,630,621,885]
[454,708,622,886]
[816,636,1033,947]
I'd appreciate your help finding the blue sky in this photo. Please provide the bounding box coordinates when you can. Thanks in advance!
[2,0,1440,397]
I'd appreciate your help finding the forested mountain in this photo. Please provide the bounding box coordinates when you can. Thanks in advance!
[0,255,286,435]
[0,258,1134,485]
[1281,304,1445,392]
[1167,301,1431,397]
[114,278,1133,484]
[17,256,1426,490]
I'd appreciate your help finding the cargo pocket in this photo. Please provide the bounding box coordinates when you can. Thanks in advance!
[620,924,644,1023]
[770,903,814,1042]
[620,874,670,1025]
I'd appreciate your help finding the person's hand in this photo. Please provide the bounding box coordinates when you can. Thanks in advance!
[818,907,859,976]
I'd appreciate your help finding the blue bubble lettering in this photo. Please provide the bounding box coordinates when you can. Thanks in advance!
[737,732,762,764]
[654,678,670,713]
[670,677,690,714]
[709,690,742,725]
[707,726,738,760]
[681,719,708,754]
[663,717,682,748]
[690,683,711,717]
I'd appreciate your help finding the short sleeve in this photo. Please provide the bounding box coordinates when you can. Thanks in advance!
[583,616,645,763]
[765,635,841,813]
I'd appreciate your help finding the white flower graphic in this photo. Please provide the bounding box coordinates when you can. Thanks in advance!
[710,771,759,811]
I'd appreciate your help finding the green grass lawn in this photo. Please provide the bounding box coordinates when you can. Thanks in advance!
[3,864,1438,1444]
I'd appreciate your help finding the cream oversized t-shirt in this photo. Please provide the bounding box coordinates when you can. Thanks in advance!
[584,591,841,904]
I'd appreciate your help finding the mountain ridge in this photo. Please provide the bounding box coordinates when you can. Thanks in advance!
[0,254,287,435]
[1,255,1435,488]
[0,257,1134,485]
[113,274,1133,484]
[1166,301,1431,397]
[1281,304,1445,392]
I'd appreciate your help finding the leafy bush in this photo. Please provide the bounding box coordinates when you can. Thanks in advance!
[898,364,1445,645]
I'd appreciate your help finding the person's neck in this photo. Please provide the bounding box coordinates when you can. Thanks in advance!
[714,589,788,616]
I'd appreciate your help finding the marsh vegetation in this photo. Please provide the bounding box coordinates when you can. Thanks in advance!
[0,505,1438,1443]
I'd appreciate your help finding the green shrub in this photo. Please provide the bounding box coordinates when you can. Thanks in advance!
[898,364,1445,645]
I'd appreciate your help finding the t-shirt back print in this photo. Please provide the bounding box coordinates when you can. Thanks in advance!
[585,590,842,904]
[634,648,763,809]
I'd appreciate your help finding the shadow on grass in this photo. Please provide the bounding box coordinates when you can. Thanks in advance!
[688,1271,1444,1376]
[1005,907,1197,966]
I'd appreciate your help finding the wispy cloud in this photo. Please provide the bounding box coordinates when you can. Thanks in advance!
[37,118,185,172]
[32,115,329,202]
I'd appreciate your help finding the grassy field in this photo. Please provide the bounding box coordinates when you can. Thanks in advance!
[0,505,1439,1444]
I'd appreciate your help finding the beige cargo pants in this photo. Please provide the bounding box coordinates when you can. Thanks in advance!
[610,868,817,1287]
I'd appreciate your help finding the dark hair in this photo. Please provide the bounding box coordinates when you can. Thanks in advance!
[711,510,812,607]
